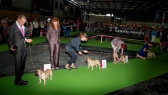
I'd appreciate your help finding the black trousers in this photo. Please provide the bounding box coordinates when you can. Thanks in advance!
[14,50,26,82]
[33,28,38,36]
[66,47,77,65]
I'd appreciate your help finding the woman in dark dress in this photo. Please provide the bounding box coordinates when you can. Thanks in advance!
[0,23,4,42]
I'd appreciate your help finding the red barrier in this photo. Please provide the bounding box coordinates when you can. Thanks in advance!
[88,34,145,43]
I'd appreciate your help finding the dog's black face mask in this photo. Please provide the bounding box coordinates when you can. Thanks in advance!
[34,71,38,76]
[85,59,88,63]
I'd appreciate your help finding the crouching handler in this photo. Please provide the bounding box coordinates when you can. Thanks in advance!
[65,32,88,70]
[111,37,127,64]
[136,42,153,60]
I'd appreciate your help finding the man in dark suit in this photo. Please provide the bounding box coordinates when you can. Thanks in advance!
[8,14,32,86]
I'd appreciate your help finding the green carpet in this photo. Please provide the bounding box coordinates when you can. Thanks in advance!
[1,53,168,95]
[0,31,168,95]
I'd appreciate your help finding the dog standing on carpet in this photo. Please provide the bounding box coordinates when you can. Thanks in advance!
[35,69,52,85]
[118,55,126,64]
[147,50,155,59]
[86,58,101,71]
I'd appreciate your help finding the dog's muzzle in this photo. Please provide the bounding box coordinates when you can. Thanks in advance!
[85,59,88,63]
[34,71,38,76]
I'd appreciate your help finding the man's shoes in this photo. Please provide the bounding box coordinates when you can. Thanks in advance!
[20,79,28,83]
[15,81,27,86]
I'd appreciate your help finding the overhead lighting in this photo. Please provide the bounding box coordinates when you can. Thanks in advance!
[106,14,110,16]
[106,14,114,17]
[87,13,114,17]
[68,0,78,6]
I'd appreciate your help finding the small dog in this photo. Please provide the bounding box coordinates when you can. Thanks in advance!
[147,50,155,59]
[118,55,126,64]
[35,69,52,85]
[86,58,101,71]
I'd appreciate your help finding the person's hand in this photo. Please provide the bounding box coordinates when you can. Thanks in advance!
[10,46,16,51]
[78,52,82,55]
[26,39,32,43]
[83,50,88,53]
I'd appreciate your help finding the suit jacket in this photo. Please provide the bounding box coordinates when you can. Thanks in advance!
[46,26,60,44]
[8,22,26,52]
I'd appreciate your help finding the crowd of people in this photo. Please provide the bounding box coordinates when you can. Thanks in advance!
[1,16,168,44]
[0,16,80,44]
[85,22,168,42]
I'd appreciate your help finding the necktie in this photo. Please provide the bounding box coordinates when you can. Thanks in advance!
[20,26,24,36]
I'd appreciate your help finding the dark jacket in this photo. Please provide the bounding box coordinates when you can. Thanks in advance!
[66,37,83,52]
[8,22,26,52]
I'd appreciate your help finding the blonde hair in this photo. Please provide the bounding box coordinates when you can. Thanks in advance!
[78,32,88,38]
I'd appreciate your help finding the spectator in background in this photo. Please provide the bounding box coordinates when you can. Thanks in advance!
[33,18,39,37]
[151,28,158,42]
[1,16,8,27]
[39,20,45,37]
[27,24,33,37]
[73,22,76,31]
[3,23,9,41]
[61,20,66,37]
[161,29,168,42]
[65,21,70,38]
[29,20,34,34]
[144,28,151,42]
[0,23,4,42]
[157,28,163,39]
